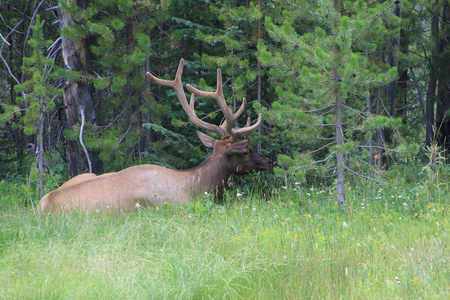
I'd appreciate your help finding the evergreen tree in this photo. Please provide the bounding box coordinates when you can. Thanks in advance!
[1,15,63,198]
[258,0,403,206]
[0,0,49,177]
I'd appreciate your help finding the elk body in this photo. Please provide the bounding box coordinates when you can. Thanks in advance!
[38,59,270,212]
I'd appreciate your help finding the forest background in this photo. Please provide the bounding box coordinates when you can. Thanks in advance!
[0,0,449,206]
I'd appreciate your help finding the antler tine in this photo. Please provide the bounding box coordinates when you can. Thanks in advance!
[186,69,231,118]
[188,93,228,136]
[186,68,249,137]
[232,97,247,124]
[146,58,184,87]
[217,98,247,137]
[231,113,263,138]
[146,59,228,137]
[147,59,263,140]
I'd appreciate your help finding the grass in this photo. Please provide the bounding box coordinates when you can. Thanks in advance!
[0,172,448,299]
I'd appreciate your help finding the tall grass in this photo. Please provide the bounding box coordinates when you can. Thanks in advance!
[0,169,448,299]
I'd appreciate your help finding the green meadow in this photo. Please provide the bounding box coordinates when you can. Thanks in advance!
[0,172,448,299]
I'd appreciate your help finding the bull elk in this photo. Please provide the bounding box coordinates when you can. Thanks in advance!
[37,59,271,212]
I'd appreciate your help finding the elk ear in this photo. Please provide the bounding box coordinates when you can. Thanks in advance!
[227,139,249,155]
[197,130,217,148]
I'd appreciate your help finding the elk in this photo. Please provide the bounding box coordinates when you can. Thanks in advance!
[37,59,270,212]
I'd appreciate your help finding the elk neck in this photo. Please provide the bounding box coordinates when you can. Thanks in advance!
[185,151,235,192]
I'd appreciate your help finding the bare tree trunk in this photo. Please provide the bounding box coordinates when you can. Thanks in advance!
[256,59,262,154]
[59,0,95,177]
[37,101,45,200]
[426,72,437,147]
[332,1,346,208]
[334,69,346,208]
[365,89,373,165]
[256,4,264,154]
[387,1,402,117]
[376,87,384,169]
[397,7,410,125]
[426,0,440,147]
[364,47,373,165]
[385,1,402,145]
[436,0,450,152]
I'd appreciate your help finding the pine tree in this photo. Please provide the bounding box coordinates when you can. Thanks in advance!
[0,0,45,176]
[3,15,63,198]
[258,0,401,206]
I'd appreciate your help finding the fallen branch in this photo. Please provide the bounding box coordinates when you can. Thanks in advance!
[79,108,92,173]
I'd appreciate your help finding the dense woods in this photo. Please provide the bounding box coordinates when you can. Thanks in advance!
[1,0,449,204]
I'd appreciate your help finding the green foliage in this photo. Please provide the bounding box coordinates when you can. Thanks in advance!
[257,0,413,187]
[1,15,63,137]
[0,0,448,202]
[361,116,403,132]
[141,123,204,168]
[193,0,270,127]
[0,14,64,178]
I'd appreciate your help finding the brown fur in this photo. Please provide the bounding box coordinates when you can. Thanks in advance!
[38,58,271,212]
[37,137,270,212]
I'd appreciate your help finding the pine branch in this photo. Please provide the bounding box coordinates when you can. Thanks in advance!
[294,151,337,171]
[286,1,328,18]
[345,166,387,184]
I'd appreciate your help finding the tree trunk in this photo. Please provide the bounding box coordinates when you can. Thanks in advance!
[256,59,262,154]
[397,7,410,125]
[376,86,384,169]
[334,69,346,208]
[385,1,402,144]
[436,0,450,152]
[59,0,95,177]
[37,101,45,200]
[332,1,345,208]
[425,0,440,147]
[365,89,374,165]
[386,2,401,116]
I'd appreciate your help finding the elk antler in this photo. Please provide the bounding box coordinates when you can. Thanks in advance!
[186,67,262,141]
[146,59,262,141]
